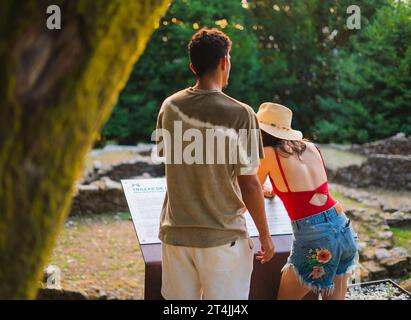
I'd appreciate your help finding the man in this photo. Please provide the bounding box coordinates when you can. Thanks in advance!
[155,28,274,300]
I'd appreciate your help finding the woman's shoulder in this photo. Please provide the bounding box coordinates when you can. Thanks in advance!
[302,141,325,162]
[263,145,275,153]
[263,145,279,159]
[303,141,318,151]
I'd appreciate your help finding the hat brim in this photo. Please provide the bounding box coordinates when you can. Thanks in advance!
[259,122,303,141]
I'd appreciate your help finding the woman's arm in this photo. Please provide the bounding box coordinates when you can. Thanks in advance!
[257,151,274,198]
[257,152,269,186]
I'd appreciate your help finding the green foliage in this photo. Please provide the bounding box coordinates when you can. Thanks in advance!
[102,0,260,144]
[316,2,411,143]
[244,0,392,139]
[103,0,410,144]
[391,225,411,253]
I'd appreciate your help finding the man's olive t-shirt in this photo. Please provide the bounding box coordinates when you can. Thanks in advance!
[156,87,264,248]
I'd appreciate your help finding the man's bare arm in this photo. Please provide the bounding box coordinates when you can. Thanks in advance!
[238,174,275,263]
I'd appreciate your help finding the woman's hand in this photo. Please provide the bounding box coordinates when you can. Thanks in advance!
[263,185,275,199]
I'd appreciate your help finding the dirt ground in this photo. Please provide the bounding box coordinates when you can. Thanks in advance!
[49,213,145,299]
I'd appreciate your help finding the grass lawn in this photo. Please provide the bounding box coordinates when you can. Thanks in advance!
[83,150,140,175]
[319,145,366,170]
[329,190,367,209]
[391,225,411,254]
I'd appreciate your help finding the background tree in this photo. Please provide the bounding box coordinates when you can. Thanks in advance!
[103,0,409,145]
[247,0,391,137]
[315,2,411,143]
[0,0,170,299]
[102,0,261,144]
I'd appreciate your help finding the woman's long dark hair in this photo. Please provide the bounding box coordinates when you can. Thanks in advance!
[261,130,307,157]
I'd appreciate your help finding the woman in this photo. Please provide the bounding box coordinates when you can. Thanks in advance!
[256,103,359,300]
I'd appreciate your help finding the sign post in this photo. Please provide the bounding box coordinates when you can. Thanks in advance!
[121,178,316,300]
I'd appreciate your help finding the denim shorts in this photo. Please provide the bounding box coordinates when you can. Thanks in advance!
[282,206,359,295]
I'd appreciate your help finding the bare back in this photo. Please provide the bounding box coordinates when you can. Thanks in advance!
[258,142,329,206]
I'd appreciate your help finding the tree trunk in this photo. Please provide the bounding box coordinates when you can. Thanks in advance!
[0,0,170,299]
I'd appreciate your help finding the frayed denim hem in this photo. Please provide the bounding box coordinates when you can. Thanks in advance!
[335,253,359,278]
[281,262,335,297]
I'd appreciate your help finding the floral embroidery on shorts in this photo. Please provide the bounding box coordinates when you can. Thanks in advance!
[316,249,332,263]
[301,248,334,280]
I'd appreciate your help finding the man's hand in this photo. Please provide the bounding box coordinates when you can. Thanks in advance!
[256,234,275,264]
[238,174,274,264]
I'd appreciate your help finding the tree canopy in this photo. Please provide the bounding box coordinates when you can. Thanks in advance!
[102,0,410,145]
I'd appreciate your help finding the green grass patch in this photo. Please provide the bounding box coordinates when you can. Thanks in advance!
[329,190,367,209]
[67,212,131,226]
[398,272,411,283]
[320,147,366,170]
[390,225,411,253]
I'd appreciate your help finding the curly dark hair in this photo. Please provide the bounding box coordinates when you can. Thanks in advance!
[188,28,232,77]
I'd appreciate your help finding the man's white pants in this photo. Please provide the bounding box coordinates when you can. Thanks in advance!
[161,238,254,300]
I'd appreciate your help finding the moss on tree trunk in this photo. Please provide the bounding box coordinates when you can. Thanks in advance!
[0,0,170,299]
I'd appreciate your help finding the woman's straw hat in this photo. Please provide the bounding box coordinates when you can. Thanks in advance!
[256,102,303,141]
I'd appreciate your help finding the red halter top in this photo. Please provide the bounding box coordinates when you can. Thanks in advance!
[269,145,336,221]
